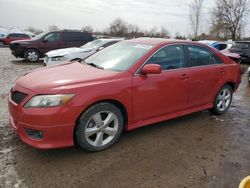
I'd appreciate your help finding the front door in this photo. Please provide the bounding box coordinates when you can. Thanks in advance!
[39,32,62,55]
[132,45,189,123]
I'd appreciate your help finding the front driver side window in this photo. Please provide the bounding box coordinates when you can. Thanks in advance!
[146,45,186,70]
[44,33,60,42]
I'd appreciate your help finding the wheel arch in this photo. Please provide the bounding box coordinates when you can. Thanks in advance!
[223,81,236,91]
[74,99,129,143]
[25,48,41,57]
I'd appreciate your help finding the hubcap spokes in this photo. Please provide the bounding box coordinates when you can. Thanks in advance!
[27,51,38,61]
[85,111,118,147]
[217,88,231,111]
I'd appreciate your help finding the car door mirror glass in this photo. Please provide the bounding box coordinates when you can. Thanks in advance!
[141,64,162,75]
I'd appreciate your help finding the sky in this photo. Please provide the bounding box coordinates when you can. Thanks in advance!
[0,0,218,36]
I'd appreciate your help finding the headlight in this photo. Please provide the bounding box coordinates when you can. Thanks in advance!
[24,94,74,108]
[51,56,67,61]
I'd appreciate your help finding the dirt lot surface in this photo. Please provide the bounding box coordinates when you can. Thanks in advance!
[0,47,250,188]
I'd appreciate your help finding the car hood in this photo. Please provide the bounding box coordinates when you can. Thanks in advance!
[15,62,118,93]
[46,47,93,57]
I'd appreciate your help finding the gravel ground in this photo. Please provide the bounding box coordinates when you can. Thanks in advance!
[0,47,250,188]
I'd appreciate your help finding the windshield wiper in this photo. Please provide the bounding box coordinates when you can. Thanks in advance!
[86,62,104,69]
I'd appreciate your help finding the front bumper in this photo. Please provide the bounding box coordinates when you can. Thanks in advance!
[43,56,67,66]
[8,91,81,149]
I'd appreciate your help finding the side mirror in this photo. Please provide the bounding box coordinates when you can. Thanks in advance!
[141,64,162,75]
[42,39,48,43]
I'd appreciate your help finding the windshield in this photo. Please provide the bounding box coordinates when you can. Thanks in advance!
[84,42,153,71]
[32,32,48,40]
[80,39,106,50]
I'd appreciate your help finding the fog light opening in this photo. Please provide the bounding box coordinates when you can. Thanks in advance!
[25,129,43,140]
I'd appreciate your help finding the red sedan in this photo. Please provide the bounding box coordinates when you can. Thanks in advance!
[8,38,241,151]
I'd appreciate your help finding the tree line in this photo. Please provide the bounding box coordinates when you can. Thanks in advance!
[25,0,249,41]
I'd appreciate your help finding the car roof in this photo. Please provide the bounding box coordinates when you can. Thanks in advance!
[126,37,203,47]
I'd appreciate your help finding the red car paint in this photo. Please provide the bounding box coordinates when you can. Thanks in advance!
[1,33,30,45]
[8,38,241,149]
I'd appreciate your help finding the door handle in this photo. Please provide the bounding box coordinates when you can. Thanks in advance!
[180,74,189,80]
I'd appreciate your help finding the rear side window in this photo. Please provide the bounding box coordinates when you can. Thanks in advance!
[187,45,222,67]
[64,32,81,42]
[79,33,93,42]
[214,43,227,51]
[8,33,17,37]
[17,33,29,38]
[147,45,186,70]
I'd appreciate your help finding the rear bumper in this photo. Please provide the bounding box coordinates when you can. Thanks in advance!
[11,49,25,58]
[8,93,81,149]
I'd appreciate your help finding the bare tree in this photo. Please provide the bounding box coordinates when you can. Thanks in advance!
[107,18,128,37]
[127,24,141,38]
[82,25,93,33]
[210,0,249,40]
[160,26,170,38]
[25,27,43,35]
[189,0,205,38]
[48,25,60,32]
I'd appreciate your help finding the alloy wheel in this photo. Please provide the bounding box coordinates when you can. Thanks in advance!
[85,111,119,147]
[216,87,231,112]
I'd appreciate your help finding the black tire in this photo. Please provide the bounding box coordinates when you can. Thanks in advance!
[24,49,40,62]
[0,41,4,47]
[210,85,233,115]
[75,102,124,152]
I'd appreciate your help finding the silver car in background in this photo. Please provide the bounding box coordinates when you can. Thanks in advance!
[44,38,123,66]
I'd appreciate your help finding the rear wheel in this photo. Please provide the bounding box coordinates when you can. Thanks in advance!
[210,85,233,115]
[24,49,40,62]
[75,103,124,152]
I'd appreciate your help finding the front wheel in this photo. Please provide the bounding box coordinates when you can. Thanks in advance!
[24,49,40,62]
[210,85,233,115]
[75,103,124,152]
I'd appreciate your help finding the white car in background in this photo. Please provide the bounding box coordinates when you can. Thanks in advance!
[198,40,233,51]
[44,38,123,66]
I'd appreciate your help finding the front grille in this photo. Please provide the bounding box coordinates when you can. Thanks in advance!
[11,91,27,104]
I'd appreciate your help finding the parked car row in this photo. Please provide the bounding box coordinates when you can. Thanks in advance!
[199,40,250,64]
[229,41,250,62]
[9,30,94,62]
[0,33,31,47]
[44,38,124,66]
[8,38,242,151]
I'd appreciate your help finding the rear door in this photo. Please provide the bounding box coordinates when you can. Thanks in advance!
[62,32,92,48]
[132,45,190,122]
[185,45,225,108]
